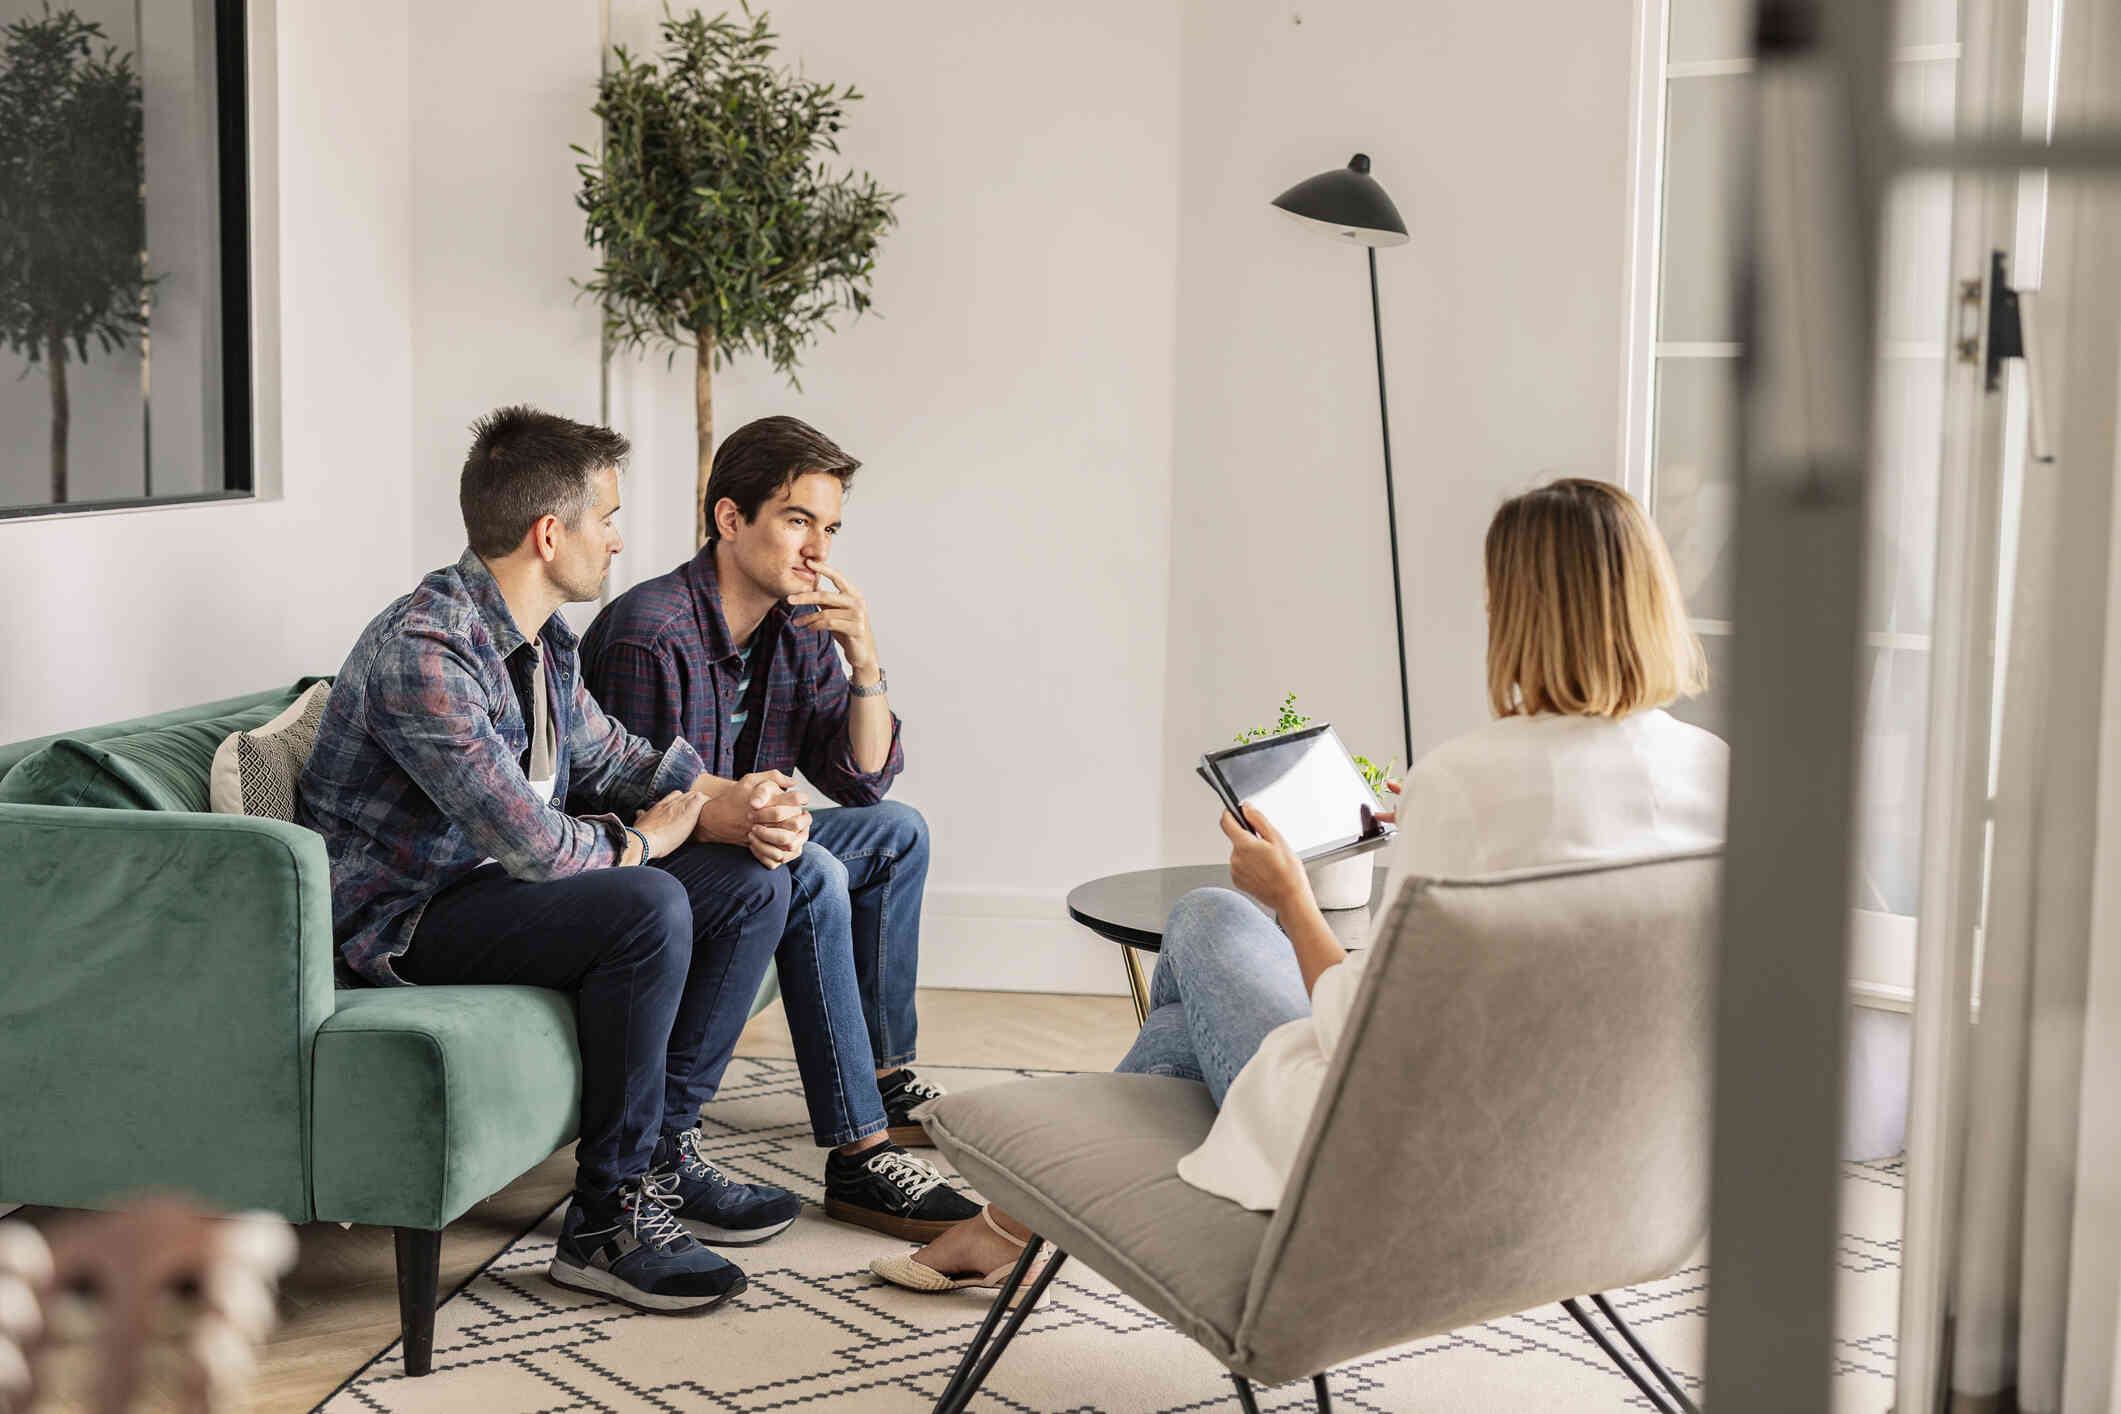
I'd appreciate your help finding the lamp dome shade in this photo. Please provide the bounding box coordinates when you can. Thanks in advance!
[1271,153,1409,248]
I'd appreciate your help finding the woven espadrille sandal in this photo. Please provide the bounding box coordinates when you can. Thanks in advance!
[869,1207,1042,1302]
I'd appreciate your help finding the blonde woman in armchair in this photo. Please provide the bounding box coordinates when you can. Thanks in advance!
[874,478,1728,1292]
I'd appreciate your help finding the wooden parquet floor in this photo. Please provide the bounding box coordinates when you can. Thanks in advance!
[12,989,1137,1413]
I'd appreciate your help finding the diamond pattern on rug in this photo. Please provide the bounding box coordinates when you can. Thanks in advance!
[320,1058,1901,1413]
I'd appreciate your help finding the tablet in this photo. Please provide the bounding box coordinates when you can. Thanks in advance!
[1199,724,1395,864]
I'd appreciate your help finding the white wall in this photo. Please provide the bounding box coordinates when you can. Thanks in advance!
[0,1,415,742]
[1160,0,1640,865]
[596,1,1184,992]
[2,0,1649,998]
[407,1,605,578]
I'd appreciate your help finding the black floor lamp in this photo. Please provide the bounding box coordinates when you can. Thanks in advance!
[1271,153,1412,769]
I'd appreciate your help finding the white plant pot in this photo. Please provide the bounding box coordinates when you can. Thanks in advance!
[1307,852,1374,911]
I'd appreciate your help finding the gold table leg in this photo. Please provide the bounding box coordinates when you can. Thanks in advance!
[1121,945,1151,1028]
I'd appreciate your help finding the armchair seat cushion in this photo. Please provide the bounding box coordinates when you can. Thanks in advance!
[310,985,582,1230]
[925,1074,1272,1362]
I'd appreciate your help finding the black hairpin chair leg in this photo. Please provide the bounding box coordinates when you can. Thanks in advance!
[1230,1372,1333,1412]
[1561,1294,1700,1414]
[930,1237,1070,1414]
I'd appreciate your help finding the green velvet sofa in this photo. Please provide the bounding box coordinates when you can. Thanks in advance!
[0,681,778,1375]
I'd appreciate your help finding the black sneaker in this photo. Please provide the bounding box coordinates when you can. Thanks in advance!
[650,1126,802,1245]
[878,1068,947,1147]
[548,1175,747,1315]
[823,1140,982,1241]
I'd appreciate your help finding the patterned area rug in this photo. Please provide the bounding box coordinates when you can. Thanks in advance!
[319,1059,1902,1413]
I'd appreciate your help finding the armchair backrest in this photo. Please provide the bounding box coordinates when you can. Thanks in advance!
[1235,851,1720,1379]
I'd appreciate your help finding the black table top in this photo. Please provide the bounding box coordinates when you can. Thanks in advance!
[1066,863,1390,952]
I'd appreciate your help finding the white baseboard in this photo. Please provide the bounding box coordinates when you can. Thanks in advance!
[918,887,1130,996]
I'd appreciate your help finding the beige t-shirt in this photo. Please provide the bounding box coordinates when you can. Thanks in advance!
[1173,708,1729,1211]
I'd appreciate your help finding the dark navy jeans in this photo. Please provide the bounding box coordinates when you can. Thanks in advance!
[398,842,790,1197]
[776,802,929,1146]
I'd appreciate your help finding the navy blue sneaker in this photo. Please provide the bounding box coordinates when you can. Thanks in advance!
[547,1175,746,1315]
[823,1140,982,1241]
[649,1126,803,1245]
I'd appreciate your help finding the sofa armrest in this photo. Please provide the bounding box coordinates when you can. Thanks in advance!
[0,804,336,1219]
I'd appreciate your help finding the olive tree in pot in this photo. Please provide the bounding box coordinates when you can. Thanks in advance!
[0,7,150,505]
[575,6,897,547]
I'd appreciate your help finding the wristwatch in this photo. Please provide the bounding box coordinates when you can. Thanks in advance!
[849,667,889,698]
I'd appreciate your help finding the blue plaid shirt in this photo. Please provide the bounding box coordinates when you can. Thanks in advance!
[298,549,707,985]
[581,544,904,805]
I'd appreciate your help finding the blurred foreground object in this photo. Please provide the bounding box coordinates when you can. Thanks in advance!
[0,1201,294,1413]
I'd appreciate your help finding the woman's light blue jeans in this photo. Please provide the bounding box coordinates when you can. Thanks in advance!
[1116,887,1313,1105]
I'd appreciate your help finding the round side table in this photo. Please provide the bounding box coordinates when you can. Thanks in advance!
[1065,864,1390,1024]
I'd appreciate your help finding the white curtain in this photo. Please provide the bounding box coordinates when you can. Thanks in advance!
[1946,4,2121,1405]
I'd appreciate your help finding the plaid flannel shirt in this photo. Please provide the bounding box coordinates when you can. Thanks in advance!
[297,549,707,985]
[580,544,904,804]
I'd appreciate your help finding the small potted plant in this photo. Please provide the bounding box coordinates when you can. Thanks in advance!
[1233,694,1394,910]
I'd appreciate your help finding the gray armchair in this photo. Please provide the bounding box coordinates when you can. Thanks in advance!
[922,851,1720,1412]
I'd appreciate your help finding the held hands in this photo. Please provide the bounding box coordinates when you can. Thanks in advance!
[1220,804,1316,917]
[746,788,812,869]
[685,769,812,869]
[788,562,879,677]
[633,789,708,860]
[692,770,797,846]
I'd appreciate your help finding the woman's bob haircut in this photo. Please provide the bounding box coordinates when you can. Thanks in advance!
[1484,477,1708,719]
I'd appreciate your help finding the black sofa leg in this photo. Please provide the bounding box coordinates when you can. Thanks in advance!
[393,1226,441,1376]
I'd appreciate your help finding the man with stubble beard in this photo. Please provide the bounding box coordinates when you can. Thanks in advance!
[298,406,814,1316]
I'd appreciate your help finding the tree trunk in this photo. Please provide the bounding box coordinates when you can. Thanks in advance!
[694,328,714,549]
[47,322,69,504]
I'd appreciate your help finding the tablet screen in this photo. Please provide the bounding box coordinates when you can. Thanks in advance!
[1209,726,1381,858]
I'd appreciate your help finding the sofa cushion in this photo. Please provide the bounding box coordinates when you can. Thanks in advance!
[310,985,583,1230]
[924,1074,1272,1364]
[0,686,310,812]
[211,681,332,819]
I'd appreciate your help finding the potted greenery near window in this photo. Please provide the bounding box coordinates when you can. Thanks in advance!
[1234,694,1394,910]
[575,6,898,548]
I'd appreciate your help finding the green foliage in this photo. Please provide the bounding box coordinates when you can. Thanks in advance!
[0,6,148,367]
[574,5,899,378]
[1235,692,1396,799]
[1234,692,1313,744]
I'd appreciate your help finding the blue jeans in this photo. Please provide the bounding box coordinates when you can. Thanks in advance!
[775,801,930,1146]
[398,842,790,1197]
[1117,888,1313,1104]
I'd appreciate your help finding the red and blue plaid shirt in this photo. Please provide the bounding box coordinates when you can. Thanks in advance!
[581,544,904,805]
[297,549,707,985]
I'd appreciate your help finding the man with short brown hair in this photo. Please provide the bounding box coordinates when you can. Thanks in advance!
[583,415,971,1243]
[299,406,809,1316]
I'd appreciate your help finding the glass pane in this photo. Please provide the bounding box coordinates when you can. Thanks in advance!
[1653,357,1740,622]
[1893,0,1958,50]
[1855,647,1932,916]
[1669,0,1751,65]
[1659,75,1745,344]
[1673,0,1956,64]
[1869,355,1946,636]
[0,0,235,513]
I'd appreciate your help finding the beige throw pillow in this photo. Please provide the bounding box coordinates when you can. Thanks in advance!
[209,681,331,820]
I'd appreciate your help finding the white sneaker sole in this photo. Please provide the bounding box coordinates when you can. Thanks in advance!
[677,1213,797,1246]
[547,1257,743,1314]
